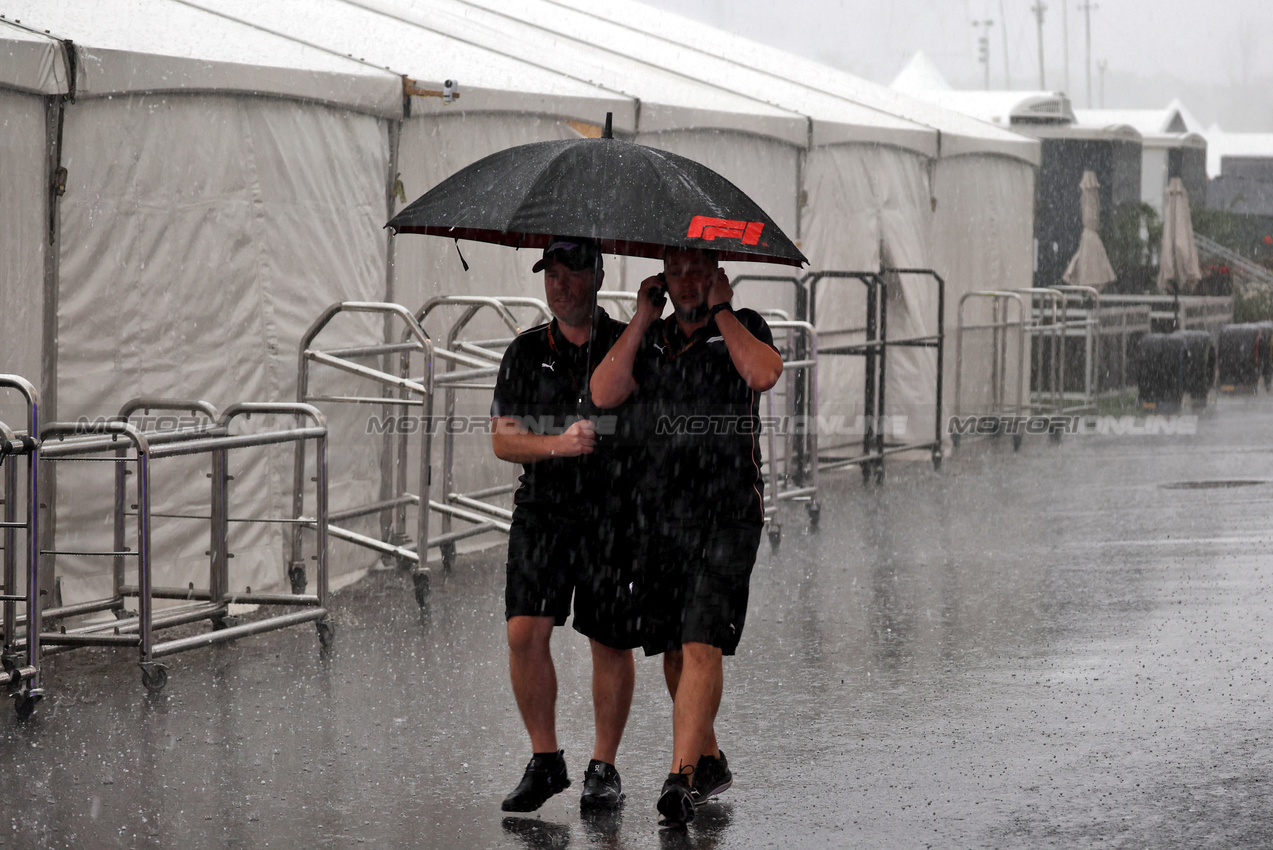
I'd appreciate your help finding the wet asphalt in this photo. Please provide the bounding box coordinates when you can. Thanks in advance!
[3,394,1273,849]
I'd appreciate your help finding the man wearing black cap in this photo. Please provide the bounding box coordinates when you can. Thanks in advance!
[590,246,782,826]
[491,237,640,813]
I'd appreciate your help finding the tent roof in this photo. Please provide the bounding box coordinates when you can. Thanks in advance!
[0,19,68,95]
[453,0,939,157]
[1201,124,1273,178]
[890,50,954,93]
[356,0,809,147]
[188,0,636,130]
[900,89,1076,127]
[545,2,1038,165]
[0,0,403,116]
[1073,106,1192,136]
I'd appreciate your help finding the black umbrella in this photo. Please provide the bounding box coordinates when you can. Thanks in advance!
[387,115,806,267]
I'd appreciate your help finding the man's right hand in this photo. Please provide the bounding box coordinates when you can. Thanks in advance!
[635,275,666,326]
[554,419,597,457]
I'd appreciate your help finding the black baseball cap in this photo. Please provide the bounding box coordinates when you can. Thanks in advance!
[532,236,602,273]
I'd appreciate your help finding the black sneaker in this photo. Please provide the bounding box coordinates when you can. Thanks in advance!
[501,750,571,812]
[692,749,732,805]
[656,769,696,827]
[580,759,625,809]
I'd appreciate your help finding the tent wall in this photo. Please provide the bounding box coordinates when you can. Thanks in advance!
[53,93,392,602]
[803,145,937,449]
[0,88,47,398]
[932,155,1037,424]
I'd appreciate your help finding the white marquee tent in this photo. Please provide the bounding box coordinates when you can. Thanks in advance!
[1,0,405,602]
[1,0,1042,604]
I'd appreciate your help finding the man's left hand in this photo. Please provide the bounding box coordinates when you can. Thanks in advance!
[707,269,733,309]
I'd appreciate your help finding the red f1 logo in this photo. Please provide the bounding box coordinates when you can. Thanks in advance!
[687,216,765,245]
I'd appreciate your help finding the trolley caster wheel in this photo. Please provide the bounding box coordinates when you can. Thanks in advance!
[931,450,942,471]
[440,543,457,574]
[140,663,169,693]
[873,464,885,485]
[316,620,335,650]
[288,563,308,594]
[12,689,41,720]
[113,608,138,620]
[807,501,821,527]
[767,524,782,549]
[211,616,240,632]
[1012,432,1023,452]
[412,570,432,607]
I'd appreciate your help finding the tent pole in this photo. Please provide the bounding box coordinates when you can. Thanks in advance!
[379,111,405,551]
[39,39,75,603]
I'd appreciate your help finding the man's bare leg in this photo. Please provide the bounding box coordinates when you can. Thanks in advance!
[669,642,724,773]
[590,640,634,764]
[507,615,558,752]
[663,647,719,762]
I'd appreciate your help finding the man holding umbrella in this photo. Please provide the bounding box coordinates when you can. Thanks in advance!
[491,237,641,813]
[591,247,783,826]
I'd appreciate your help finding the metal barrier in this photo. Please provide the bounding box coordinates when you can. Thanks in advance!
[414,296,552,573]
[295,301,435,606]
[1099,294,1233,336]
[759,318,819,545]
[807,269,945,483]
[0,376,41,718]
[954,290,1028,450]
[39,401,330,692]
[1052,285,1102,413]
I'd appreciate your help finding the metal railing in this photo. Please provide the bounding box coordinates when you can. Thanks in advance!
[0,376,41,717]
[38,401,330,692]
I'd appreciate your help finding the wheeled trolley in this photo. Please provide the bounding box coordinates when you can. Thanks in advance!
[0,376,41,717]
[38,401,330,691]
[414,296,553,574]
[954,290,1028,450]
[808,269,945,483]
[296,302,436,605]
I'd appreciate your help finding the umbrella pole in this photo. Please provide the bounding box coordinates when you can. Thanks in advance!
[580,252,600,410]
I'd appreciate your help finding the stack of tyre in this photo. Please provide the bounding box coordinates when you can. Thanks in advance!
[1137,330,1216,410]
[1217,322,1273,393]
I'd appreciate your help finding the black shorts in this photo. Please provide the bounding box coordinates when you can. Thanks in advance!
[638,518,763,657]
[505,507,645,650]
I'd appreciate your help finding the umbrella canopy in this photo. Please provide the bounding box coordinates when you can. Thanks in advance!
[386,122,807,267]
[1062,170,1117,289]
[1158,176,1202,294]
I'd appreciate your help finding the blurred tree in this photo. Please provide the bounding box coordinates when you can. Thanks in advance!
[1101,202,1161,293]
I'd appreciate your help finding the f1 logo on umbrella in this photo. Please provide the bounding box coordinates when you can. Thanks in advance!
[687,216,766,246]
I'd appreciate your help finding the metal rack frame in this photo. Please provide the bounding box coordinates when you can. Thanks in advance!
[38,401,330,692]
[414,296,552,574]
[954,290,1028,450]
[807,269,945,483]
[0,376,41,717]
[295,301,436,606]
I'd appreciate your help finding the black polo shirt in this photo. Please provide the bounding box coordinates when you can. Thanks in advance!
[491,309,631,517]
[630,308,773,525]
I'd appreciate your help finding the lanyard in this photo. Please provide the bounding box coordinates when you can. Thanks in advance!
[661,317,708,361]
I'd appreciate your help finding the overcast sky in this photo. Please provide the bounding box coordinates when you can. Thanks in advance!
[640,0,1273,130]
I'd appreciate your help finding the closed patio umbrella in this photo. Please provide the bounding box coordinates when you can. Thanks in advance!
[1062,170,1117,289]
[1158,176,1202,294]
